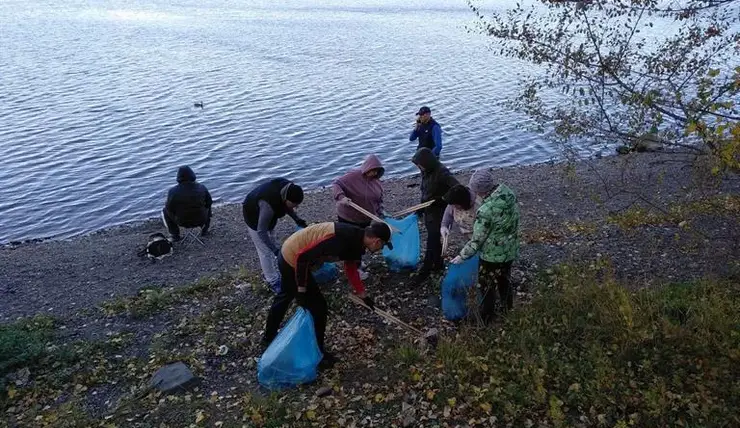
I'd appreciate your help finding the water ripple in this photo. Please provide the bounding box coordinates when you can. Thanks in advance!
[0,0,580,243]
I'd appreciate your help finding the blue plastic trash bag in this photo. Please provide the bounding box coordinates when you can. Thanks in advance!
[441,255,480,321]
[295,227,339,283]
[382,214,420,271]
[312,262,339,284]
[257,308,323,389]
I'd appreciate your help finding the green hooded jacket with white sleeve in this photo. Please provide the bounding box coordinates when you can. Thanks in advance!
[458,184,520,263]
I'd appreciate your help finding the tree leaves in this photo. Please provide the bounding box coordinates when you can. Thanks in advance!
[468,0,740,173]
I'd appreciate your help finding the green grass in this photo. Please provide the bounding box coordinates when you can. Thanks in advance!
[0,316,55,383]
[99,274,242,319]
[399,263,740,427]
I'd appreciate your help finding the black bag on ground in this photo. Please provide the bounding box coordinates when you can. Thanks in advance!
[138,233,173,260]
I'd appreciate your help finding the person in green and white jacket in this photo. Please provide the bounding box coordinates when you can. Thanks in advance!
[450,170,520,324]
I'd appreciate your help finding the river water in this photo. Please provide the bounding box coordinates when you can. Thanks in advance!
[0,0,564,243]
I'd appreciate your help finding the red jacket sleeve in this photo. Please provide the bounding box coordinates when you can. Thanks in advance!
[344,261,366,295]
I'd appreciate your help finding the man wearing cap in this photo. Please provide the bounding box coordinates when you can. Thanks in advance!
[262,221,392,368]
[409,106,443,158]
[243,178,309,293]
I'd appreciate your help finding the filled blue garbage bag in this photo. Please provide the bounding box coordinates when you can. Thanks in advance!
[311,262,339,284]
[257,308,323,389]
[441,255,480,321]
[382,214,420,271]
[295,227,339,284]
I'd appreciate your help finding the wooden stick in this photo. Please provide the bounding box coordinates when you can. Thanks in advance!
[392,200,435,218]
[346,200,400,232]
[441,233,449,255]
[348,294,423,335]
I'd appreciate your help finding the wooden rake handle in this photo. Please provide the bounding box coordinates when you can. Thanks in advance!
[348,294,424,336]
[346,200,400,233]
[391,200,436,218]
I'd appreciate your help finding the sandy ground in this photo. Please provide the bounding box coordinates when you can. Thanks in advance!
[1,151,738,322]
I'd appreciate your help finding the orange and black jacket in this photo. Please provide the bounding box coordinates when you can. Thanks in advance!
[281,222,366,293]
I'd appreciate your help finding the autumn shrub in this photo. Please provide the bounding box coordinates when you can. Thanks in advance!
[0,316,55,394]
[422,263,740,427]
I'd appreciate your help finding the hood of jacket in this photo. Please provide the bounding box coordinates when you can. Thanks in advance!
[332,155,385,224]
[411,148,440,172]
[488,183,516,206]
[176,166,196,184]
[361,154,384,177]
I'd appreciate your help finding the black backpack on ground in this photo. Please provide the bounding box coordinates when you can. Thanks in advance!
[137,233,173,261]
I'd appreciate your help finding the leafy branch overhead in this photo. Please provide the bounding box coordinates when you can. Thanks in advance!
[468,0,740,172]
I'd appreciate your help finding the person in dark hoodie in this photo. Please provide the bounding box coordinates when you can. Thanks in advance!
[332,154,386,280]
[409,106,442,157]
[162,166,213,241]
[410,148,460,286]
[243,178,308,292]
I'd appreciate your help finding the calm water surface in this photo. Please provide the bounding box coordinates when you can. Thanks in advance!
[0,0,564,243]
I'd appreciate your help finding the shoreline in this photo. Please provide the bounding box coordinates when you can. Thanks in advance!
[2,151,738,322]
[0,158,545,248]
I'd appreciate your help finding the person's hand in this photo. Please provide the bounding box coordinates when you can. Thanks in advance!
[295,218,308,228]
[296,291,307,307]
[362,295,375,310]
[440,226,449,240]
[450,255,463,264]
[339,196,351,206]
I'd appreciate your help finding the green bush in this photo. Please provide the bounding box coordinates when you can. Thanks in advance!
[0,316,55,392]
[419,264,740,427]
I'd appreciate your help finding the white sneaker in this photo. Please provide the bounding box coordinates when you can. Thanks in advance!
[359,269,370,281]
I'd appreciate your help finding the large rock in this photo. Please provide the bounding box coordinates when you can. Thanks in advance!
[150,362,198,393]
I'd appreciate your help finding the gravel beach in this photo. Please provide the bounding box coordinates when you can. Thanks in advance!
[1,152,738,322]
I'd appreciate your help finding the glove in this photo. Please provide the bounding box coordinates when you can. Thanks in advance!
[440,226,449,239]
[362,296,375,310]
[295,218,308,228]
[450,255,463,264]
[296,292,307,307]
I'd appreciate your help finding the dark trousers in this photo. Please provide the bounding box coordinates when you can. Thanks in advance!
[421,203,446,272]
[162,208,211,238]
[479,260,513,323]
[264,255,328,351]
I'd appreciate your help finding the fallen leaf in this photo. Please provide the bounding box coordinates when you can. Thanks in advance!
[306,410,317,420]
[7,387,16,399]
[195,410,205,424]
[480,402,492,413]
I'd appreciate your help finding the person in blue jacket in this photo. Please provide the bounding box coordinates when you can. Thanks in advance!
[409,106,442,157]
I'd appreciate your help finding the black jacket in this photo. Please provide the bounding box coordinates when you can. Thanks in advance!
[164,166,212,227]
[242,178,291,231]
[411,148,459,205]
